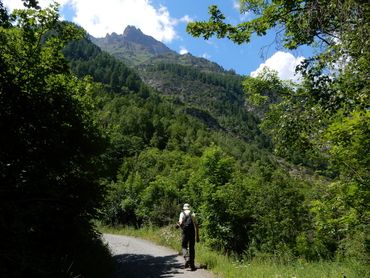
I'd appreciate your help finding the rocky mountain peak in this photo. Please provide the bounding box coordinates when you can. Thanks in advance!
[96,25,173,58]
[123,25,144,39]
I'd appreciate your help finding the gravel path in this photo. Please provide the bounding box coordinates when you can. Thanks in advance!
[103,234,215,278]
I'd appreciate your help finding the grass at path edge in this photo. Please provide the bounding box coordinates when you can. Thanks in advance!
[99,225,369,278]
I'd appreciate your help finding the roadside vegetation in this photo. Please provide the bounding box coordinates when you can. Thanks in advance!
[101,225,368,278]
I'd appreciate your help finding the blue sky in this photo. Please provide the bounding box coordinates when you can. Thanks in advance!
[4,0,311,80]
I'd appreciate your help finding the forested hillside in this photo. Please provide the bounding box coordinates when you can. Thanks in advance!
[63,34,280,232]
[66,13,368,266]
[1,1,368,277]
[93,26,271,145]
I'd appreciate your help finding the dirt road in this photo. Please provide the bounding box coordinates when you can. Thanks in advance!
[103,234,214,278]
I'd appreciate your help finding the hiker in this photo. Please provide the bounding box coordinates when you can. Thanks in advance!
[176,203,199,271]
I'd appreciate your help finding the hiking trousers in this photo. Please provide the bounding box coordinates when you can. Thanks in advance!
[181,231,195,267]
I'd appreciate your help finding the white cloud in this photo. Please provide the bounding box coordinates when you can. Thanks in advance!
[239,12,252,21]
[3,0,23,10]
[3,0,178,42]
[201,53,211,59]
[69,0,177,41]
[179,15,194,23]
[179,46,188,55]
[232,0,251,21]
[233,1,240,11]
[251,51,304,82]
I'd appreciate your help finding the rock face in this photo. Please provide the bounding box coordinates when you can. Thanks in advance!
[91,26,174,65]
[121,26,172,55]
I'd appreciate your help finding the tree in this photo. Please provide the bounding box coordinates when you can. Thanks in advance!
[187,1,368,51]
[187,0,369,178]
[187,0,369,260]
[187,0,369,112]
[187,146,236,250]
[0,4,113,277]
[243,69,328,167]
[0,1,10,27]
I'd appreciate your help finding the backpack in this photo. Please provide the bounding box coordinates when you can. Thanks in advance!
[183,212,194,232]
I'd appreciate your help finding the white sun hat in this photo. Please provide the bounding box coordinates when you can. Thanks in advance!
[183,203,190,210]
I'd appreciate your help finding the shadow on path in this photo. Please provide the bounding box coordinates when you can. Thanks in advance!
[113,253,184,278]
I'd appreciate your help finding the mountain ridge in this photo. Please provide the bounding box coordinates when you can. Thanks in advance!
[91,25,175,66]
[91,25,232,73]
[89,25,262,143]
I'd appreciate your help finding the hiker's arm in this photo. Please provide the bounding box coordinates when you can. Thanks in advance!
[176,212,183,228]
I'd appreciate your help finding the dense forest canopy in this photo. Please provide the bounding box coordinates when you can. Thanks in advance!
[1,0,369,277]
